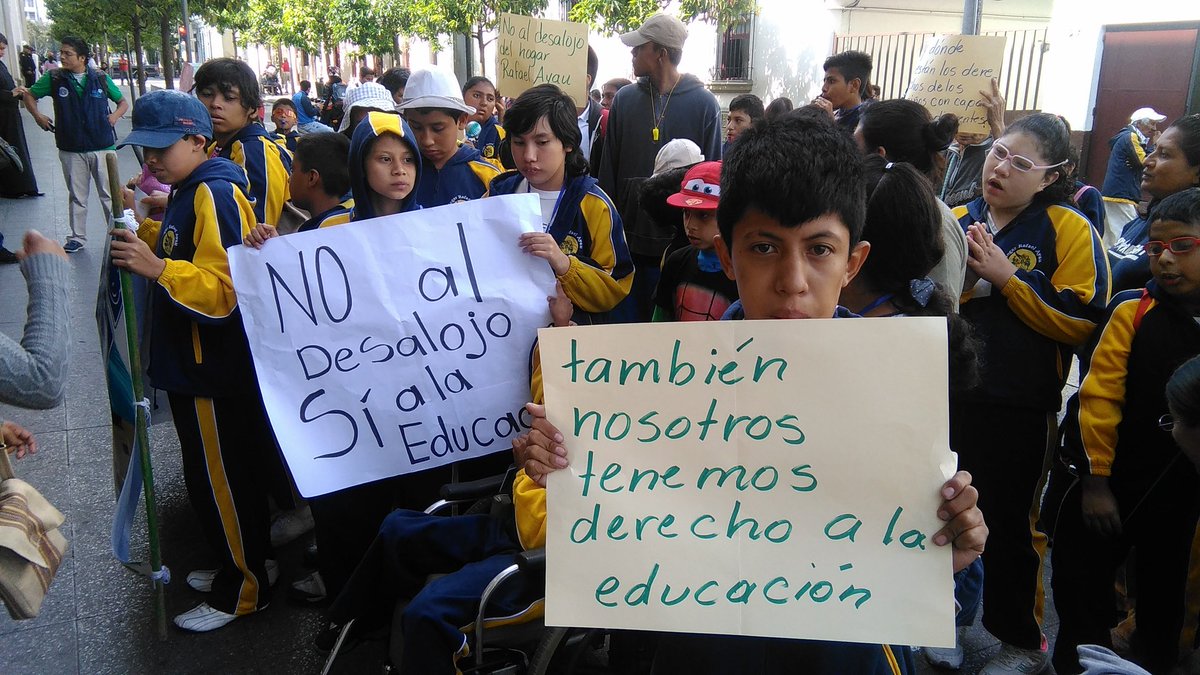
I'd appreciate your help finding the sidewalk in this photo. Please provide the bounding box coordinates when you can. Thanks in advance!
[0,109,1061,673]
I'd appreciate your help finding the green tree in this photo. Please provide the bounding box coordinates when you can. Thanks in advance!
[568,0,757,36]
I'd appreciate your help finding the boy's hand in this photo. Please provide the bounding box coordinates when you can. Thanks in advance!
[980,78,1006,139]
[141,191,169,211]
[1080,474,1122,537]
[520,232,571,276]
[520,402,568,487]
[33,113,53,131]
[109,228,166,280]
[965,223,1017,287]
[11,86,28,98]
[549,281,573,327]
[810,96,835,119]
[244,223,279,249]
[1,421,37,459]
[120,186,136,211]
[18,230,66,260]
[933,470,988,574]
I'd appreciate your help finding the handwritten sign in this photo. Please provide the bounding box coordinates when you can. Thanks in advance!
[540,318,957,647]
[497,13,589,106]
[229,195,556,497]
[905,35,1006,134]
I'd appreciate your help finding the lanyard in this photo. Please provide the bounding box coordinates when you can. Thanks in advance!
[856,293,896,316]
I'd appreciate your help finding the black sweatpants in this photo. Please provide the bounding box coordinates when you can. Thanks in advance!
[1050,462,1200,674]
[950,402,1054,649]
[170,391,274,615]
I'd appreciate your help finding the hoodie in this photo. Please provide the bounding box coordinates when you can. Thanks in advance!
[1101,124,1149,204]
[597,74,722,257]
[348,111,423,220]
[414,143,500,208]
[488,170,633,318]
[210,122,293,227]
[134,157,257,396]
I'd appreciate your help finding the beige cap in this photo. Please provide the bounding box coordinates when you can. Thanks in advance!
[620,13,688,51]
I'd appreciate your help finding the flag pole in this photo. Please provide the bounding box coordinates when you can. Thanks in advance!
[106,152,168,641]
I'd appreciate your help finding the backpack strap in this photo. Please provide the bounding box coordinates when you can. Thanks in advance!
[1132,288,1153,332]
[1073,184,1092,203]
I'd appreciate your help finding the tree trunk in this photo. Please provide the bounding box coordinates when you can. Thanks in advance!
[476,27,487,78]
[160,14,175,90]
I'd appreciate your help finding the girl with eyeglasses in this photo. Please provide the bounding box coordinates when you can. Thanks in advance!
[951,112,1111,674]
[1052,188,1200,673]
[1108,114,1200,293]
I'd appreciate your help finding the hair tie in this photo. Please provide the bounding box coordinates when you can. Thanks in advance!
[909,278,936,308]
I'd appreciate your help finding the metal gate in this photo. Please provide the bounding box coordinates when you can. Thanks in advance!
[833,28,1048,110]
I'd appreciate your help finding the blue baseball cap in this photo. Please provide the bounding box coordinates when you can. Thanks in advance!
[118,90,213,149]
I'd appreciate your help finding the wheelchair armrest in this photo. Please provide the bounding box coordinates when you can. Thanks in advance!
[439,472,509,501]
[516,548,545,572]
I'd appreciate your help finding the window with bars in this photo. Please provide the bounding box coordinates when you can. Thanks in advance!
[713,15,753,82]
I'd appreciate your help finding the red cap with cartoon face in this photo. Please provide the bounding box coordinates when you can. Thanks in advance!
[666,160,722,211]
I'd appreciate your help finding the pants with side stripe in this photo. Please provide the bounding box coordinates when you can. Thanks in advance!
[951,402,1054,650]
[170,391,274,615]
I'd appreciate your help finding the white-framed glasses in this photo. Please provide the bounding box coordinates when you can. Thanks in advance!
[990,142,1067,173]
[1159,414,1175,431]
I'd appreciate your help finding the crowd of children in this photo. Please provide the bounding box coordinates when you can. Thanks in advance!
[71,19,1200,674]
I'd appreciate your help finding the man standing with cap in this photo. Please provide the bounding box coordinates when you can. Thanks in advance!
[1101,107,1166,245]
[599,12,722,322]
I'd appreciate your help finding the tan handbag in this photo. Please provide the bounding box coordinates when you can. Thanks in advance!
[0,448,69,620]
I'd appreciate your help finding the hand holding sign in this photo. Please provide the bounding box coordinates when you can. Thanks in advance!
[905,35,1006,134]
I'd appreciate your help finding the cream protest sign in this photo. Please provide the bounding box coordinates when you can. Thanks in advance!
[540,318,957,647]
[229,195,556,497]
[905,34,1007,134]
[497,13,589,105]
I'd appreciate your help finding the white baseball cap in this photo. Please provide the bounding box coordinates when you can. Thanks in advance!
[1130,107,1167,123]
[396,69,475,116]
[653,139,704,174]
[620,14,688,51]
[338,83,397,132]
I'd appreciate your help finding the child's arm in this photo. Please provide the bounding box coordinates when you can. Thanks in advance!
[966,212,1110,346]
[229,136,291,226]
[541,191,634,313]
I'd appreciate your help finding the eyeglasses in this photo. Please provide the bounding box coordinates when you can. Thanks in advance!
[1160,414,1176,431]
[1143,237,1200,257]
[990,142,1067,173]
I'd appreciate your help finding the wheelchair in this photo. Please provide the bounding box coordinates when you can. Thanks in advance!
[319,471,617,675]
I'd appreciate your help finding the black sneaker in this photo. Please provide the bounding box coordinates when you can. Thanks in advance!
[63,240,84,253]
[0,248,17,264]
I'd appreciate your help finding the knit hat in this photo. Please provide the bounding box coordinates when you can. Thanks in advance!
[666,161,722,211]
[396,70,475,116]
[338,82,397,132]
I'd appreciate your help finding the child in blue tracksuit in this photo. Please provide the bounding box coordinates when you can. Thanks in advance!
[462,75,506,169]
[516,109,989,675]
[397,69,500,207]
[109,89,273,633]
[486,84,633,324]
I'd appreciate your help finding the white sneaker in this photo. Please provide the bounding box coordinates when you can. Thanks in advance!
[979,639,1049,675]
[923,626,967,669]
[186,558,279,592]
[289,570,327,603]
[173,602,238,632]
[270,505,315,547]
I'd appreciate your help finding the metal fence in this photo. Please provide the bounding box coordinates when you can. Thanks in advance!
[833,28,1048,110]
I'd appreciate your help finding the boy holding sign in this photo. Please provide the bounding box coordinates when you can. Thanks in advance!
[518,111,987,670]
[108,89,275,632]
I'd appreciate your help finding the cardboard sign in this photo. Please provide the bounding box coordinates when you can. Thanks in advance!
[497,13,589,106]
[905,35,1007,134]
[229,195,556,497]
[540,318,957,647]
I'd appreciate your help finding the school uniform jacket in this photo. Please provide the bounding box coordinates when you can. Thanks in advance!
[955,199,1111,411]
[414,144,500,208]
[135,158,256,397]
[347,112,423,219]
[1064,281,1200,492]
[475,116,506,169]
[513,300,916,674]
[1101,125,1149,205]
[297,198,355,232]
[210,123,293,227]
[488,170,634,317]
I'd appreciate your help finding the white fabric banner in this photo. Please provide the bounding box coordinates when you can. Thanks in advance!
[540,318,957,647]
[230,194,556,497]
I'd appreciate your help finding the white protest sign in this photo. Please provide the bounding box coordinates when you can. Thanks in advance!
[497,13,589,105]
[905,35,1006,134]
[540,318,957,647]
[229,194,556,497]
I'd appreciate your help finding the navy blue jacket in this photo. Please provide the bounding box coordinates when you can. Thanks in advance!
[1101,125,1149,203]
[50,68,116,152]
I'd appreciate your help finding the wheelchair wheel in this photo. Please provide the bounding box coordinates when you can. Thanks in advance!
[526,627,570,675]
[527,627,610,674]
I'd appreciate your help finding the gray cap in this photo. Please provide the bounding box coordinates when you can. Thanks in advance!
[620,13,688,51]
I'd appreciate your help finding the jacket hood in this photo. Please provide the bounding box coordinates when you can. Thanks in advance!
[349,111,423,220]
[173,156,250,196]
[636,73,706,96]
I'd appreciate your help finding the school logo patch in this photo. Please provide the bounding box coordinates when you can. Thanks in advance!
[1007,246,1041,272]
[161,227,177,256]
[560,235,580,256]
[483,145,495,158]
[57,86,69,98]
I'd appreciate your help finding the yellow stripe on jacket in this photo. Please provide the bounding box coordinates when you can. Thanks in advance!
[228,136,292,227]
[999,205,1111,346]
[515,342,548,550]
[1075,295,1146,476]
[156,182,253,320]
[559,191,635,313]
